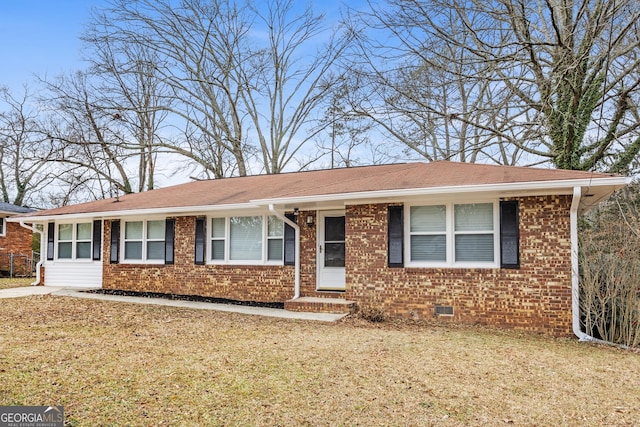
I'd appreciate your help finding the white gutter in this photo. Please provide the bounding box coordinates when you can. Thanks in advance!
[254,177,629,207]
[18,221,43,286]
[570,187,613,345]
[6,202,261,223]
[268,204,300,300]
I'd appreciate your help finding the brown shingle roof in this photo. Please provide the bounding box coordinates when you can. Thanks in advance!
[19,161,624,218]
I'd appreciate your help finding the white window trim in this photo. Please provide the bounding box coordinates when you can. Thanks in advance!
[121,219,166,264]
[208,215,284,266]
[55,222,94,262]
[405,200,500,268]
[0,217,5,237]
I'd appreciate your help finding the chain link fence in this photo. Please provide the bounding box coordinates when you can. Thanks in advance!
[0,251,39,278]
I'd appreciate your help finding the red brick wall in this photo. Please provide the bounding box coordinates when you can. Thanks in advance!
[102,217,295,302]
[0,221,33,254]
[343,196,573,336]
[0,221,34,277]
[100,196,574,335]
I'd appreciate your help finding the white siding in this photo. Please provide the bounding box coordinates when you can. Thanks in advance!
[44,261,103,288]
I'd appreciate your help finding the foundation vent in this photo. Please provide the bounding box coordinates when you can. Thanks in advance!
[435,305,454,316]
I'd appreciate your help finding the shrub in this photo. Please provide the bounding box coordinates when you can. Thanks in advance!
[580,185,640,347]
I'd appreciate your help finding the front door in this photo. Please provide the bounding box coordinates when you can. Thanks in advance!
[317,210,346,291]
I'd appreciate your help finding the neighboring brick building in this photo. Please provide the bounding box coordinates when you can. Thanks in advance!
[0,202,36,277]
[10,162,629,336]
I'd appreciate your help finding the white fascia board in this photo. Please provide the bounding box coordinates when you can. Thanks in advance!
[253,177,631,206]
[6,202,261,223]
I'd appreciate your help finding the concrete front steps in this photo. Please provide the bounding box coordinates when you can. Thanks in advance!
[285,296,356,314]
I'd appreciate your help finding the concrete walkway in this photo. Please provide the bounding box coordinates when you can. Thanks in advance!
[0,286,347,322]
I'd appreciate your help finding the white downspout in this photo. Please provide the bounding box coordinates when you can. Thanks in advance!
[19,221,43,286]
[268,204,301,300]
[571,187,610,345]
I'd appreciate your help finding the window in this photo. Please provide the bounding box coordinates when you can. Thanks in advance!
[0,217,5,236]
[58,224,73,259]
[76,223,92,259]
[454,203,494,262]
[123,220,165,262]
[267,216,284,261]
[410,205,446,262]
[210,215,284,264]
[407,202,497,266]
[57,222,93,260]
[211,217,225,261]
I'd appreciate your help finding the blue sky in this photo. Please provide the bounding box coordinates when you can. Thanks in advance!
[1,1,108,93]
[0,1,357,95]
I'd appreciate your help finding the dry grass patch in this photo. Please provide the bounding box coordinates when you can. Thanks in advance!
[0,296,639,426]
[0,277,34,290]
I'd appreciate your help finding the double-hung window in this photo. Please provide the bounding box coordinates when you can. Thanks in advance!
[123,220,165,262]
[210,215,284,264]
[57,223,93,260]
[408,202,498,266]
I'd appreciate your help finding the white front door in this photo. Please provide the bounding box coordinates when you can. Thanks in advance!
[317,210,346,291]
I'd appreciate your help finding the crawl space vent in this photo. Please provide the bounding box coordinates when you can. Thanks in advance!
[435,305,454,316]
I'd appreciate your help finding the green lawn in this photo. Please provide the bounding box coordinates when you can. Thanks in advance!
[1,295,639,426]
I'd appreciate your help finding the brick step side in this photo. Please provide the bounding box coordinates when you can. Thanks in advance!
[285,297,356,314]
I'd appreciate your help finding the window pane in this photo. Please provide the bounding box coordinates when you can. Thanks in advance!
[211,240,225,260]
[268,239,283,261]
[125,241,143,259]
[211,218,225,238]
[410,235,446,262]
[76,242,91,259]
[455,234,494,262]
[77,223,92,240]
[147,241,165,260]
[125,221,143,239]
[324,242,345,267]
[147,220,165,239]
[268,216,283,237]
[58,224,73,241]
[230,216,262,260]
[325,216,345,241]
[58,242,72,259]
[0,218,4,234]
[455,203,493,231]
[410,206,446,232]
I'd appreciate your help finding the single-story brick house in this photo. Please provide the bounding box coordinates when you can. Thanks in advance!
[0,202,36,276]
[10,162,629,335]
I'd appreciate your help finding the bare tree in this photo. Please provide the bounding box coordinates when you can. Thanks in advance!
[92,0,351,177]
[82,33,174,192]
[42,71,139,196]
[0,87,55,206]
[350,0,640,172]
[344,5,525,165]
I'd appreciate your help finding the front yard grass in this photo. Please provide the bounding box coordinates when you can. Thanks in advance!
[1,295,639,426]
[0,277,34,290]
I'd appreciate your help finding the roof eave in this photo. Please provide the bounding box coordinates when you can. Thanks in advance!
[8,176,630,223]
[7,202,261,223]
[254,177,631,206]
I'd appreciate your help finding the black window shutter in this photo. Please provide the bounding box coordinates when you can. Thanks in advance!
[46,222,55,261]
[500,201,520,268]
[110,220,120,264]
[165,219,175,265]
[194,217,205,265]
[92,220,102,261]
[388,205,404,267]
[284,213,296,266]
